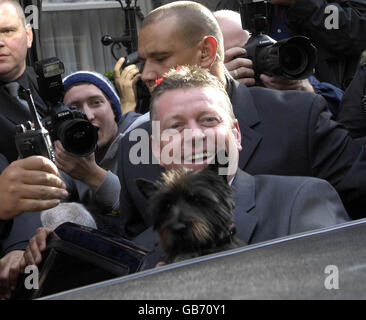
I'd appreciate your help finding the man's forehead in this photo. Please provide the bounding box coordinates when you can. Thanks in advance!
[0,3,22,26]
[156,87,226,118]
[64,83,106,101]
[139,17,180,50]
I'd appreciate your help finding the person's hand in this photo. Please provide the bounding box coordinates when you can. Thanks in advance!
[0,156,68,220]
[0,250,24,299]
[224,47,255,86]
[114,57,140,114]
[54,140,107,191]
[260,74,315,92]
[268,0,295,6]
[20,227,52,271]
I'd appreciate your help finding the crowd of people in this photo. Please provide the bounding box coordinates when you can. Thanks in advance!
[1,0,366,299]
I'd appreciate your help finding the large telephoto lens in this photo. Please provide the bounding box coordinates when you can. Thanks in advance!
[58,119,98,157]
[255,35,317,80]
[278,36,317,78]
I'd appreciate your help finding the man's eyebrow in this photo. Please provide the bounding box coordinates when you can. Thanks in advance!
[65,95,105,106]
[164,114,184,122]
[148,51,170,58]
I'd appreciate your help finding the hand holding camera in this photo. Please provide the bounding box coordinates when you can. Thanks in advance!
[114,56,141,114]
[54,140,107,191]
[224,47,255,86]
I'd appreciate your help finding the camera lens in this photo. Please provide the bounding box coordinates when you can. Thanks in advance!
[58,119,98,157]
[279,44,308,76]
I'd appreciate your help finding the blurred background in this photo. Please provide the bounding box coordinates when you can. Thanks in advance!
[22,0,220,76]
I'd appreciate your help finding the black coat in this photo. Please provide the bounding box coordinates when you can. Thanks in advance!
[117,79,366,238]
[0,67,48,163]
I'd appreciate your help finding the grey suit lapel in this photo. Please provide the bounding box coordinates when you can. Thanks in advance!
[229,80,263,169]
[232,169,258,244]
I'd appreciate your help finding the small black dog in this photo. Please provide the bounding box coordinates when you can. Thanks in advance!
[136,163,244,264]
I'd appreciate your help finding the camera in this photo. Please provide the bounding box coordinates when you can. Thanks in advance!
[35,57,98,157]
[15,57,98,160]
[15,89,56,161]
[121,51,151,114]
[238,0,317,83]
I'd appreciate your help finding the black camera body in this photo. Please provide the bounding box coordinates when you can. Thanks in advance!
[15,57,98,161]
[238,0,317,83]
[15,89,55,162]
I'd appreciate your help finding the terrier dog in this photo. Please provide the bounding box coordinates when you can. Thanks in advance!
[136,163,244,264]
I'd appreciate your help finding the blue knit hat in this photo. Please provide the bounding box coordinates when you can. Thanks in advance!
[63,71,122,122]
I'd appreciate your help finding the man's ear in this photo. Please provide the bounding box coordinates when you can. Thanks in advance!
[232,119,242,152]
[136,178,159,199]
[199,36,218,69]
[25,24,33,49]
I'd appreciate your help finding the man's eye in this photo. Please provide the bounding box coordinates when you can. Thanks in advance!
[91,99,103,106]
[156,57,167,63]
[2,28,16,34]
[170,123,181,130]
[201,117,219,125]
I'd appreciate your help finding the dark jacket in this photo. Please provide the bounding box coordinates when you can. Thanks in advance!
[215,0,366,90]
[0,67,48,163]
[336,57,366,139]
[133,169,350,269]
[117,78,366,238]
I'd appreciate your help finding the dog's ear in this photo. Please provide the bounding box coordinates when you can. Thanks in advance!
[206,150,228,182]
[136,178,159,199]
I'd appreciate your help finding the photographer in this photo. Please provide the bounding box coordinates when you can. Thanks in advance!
[215,0,366,90]
[214,9,344,116]
[45,71,140,234]
[0,0,48,163]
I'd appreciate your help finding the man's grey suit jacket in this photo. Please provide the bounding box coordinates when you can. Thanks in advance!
[133,169,350,269]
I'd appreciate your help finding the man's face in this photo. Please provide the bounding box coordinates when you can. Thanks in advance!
[63,84,118,148]
[138,17,202,93]
[216,17,250,51]
[0,3,33,82]
[151,87,242,178]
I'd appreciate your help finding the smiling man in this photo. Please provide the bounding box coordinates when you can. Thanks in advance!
[131,65,350,267]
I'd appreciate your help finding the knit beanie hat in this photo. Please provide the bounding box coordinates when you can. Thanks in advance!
[63,71,122,122]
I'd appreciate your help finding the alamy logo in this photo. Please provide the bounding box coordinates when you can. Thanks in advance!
[324,265,339,290]
[324,5,339,30]
[25,5,39,30]
[24,265,39,290]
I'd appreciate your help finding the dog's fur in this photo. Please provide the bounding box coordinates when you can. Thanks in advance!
[136,163,244,264]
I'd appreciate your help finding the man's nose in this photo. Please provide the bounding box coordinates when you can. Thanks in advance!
[82,105,95,121]
[184,125,206,146]
[141,61,158,85]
